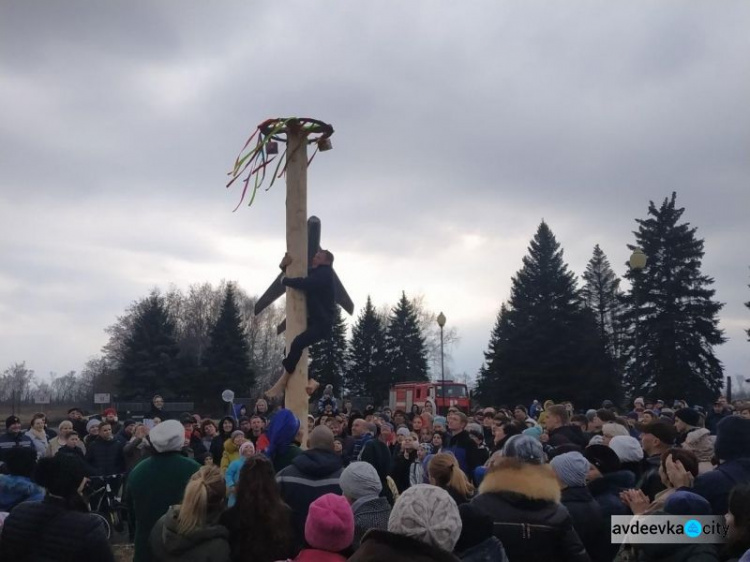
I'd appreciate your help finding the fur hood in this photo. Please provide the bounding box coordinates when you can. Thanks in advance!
[478,459,561,503]
[683,428,715,462]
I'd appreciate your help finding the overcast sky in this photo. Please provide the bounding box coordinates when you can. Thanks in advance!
[1,2,749,395]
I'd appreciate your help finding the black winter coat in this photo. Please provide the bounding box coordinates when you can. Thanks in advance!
[560,486,609,562]
[471,461,590,562]
[359,438,394,504]
[446,430,482,476]
[282,264,335,327]
[549,425,588,448]
[85,436,126,475]
[276,447,343,547]
[349,529,461,562]
[0,495,114,561]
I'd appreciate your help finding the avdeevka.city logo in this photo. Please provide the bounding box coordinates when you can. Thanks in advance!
[684,519,702,538]
[611,515,728,544]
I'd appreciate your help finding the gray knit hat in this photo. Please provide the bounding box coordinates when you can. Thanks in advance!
[501,434,544,464]
[388,484,462,552]
[609,436,645,463]
[340,461,382,499]
[550,451,589,487]
[149,419,185,453]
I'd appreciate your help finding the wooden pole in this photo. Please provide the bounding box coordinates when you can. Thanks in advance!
[284,121,309,447]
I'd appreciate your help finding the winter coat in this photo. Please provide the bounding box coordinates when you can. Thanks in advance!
[682,428,716,474]
[0,495,114,561]
[560,486,609,562]
[705,409,730,435]
[294,548,348,562]
[588,470,634,561]
[25,429,49,458]
[277,448,344,547]
[392,451,416,493]
[126,452,201,562]
[0,431,33,462]
[446,430,482,476]
[47,436,86,457]
[637,455,665,501]
[85,436,126,475]
[348,529,462,562]
[149,505,231,562]
[457,536,509,562]
[635,540,719,561]
[209,435,225,466]
[548,425,588,449]
[55,443,96,475]
[124,436,153,472]
[220,439,240,472]
[282,264,335,327]
[690,458,750,515]
[471,461,590,562]
[0,474,45,511]
[359,438,394,504]
[351,496,391,550]
[224,457,246,507]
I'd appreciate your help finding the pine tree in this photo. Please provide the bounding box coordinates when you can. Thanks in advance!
[309,306,348,398]
[475,222,615,407]
[346,296,388,403]
[582,245,626,391]
[201,283,254,408]
[622,193,725,405]
[117,291,182,400]
[384,292,429,392]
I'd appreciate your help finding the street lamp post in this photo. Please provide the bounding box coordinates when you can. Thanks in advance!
[629,248,647,394]
[437,312,446,415]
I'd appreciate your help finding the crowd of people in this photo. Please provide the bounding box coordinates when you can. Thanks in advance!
[0,391,749,562]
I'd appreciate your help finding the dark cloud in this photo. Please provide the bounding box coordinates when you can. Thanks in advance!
[1,2,748,386]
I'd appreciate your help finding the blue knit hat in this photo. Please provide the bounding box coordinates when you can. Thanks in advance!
[501,434,544,464]
[665,491,712,516]
[433,416,447,427]
[265,408,300,459]
[522,426,543,440]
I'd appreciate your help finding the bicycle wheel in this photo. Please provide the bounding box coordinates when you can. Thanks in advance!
[91,512,111,540]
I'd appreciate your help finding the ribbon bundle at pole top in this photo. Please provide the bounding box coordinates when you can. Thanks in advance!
[226,117,334,211]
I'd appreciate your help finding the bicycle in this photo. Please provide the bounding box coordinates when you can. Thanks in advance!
[86,474,127,539]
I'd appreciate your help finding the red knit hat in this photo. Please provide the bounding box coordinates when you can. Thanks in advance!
[304,493,354,553]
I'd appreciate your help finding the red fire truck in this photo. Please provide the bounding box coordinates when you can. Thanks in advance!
[389,380,470,414]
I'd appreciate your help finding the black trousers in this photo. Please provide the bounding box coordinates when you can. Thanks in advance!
[283,323,331,374]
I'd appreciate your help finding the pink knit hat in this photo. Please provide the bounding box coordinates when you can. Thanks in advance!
[304,493,354,552]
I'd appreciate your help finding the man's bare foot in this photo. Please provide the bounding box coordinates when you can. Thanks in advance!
[266,369,292,399]
[306,378,320,396]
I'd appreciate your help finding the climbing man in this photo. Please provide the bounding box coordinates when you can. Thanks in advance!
[266,249,336,398]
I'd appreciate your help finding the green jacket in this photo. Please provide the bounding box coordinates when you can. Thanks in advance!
[150,505,231,562]
[127,452,201,562]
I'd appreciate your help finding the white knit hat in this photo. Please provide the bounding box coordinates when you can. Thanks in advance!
[340,461,382,499]
[388,484,462,552]
[609,435,644,463]
[148,419,184,453]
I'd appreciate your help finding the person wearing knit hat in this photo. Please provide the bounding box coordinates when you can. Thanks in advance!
[127,418,201,562]
[551,451,590,488]
[296,493,354,561]
[550,451,608,562]
[601,422,629,445]
[674,407,702,446]
[501,434,544,465]
[225,440,255,507]
[522,425,543,440]
[432,415,447,433]
[585,444,622,476]
[608,435,645,481]
[340,462,391,550]
[265,408,302,473]
[390,485,462,549]
[83,418,101,448]
[0,416,34,462]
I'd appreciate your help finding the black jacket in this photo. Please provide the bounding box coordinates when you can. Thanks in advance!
[560,486,609,562]
[282,264,335,327]
[0,495,114,561]
[209,434,225,466]
[359,438,394,504]
[471,462,590,562]
[446,430,482,476]
[276,448,343,547]
[85,437,126,475]
[549,425,588,449]
[349,529,461,562]
[637,454,665,501]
